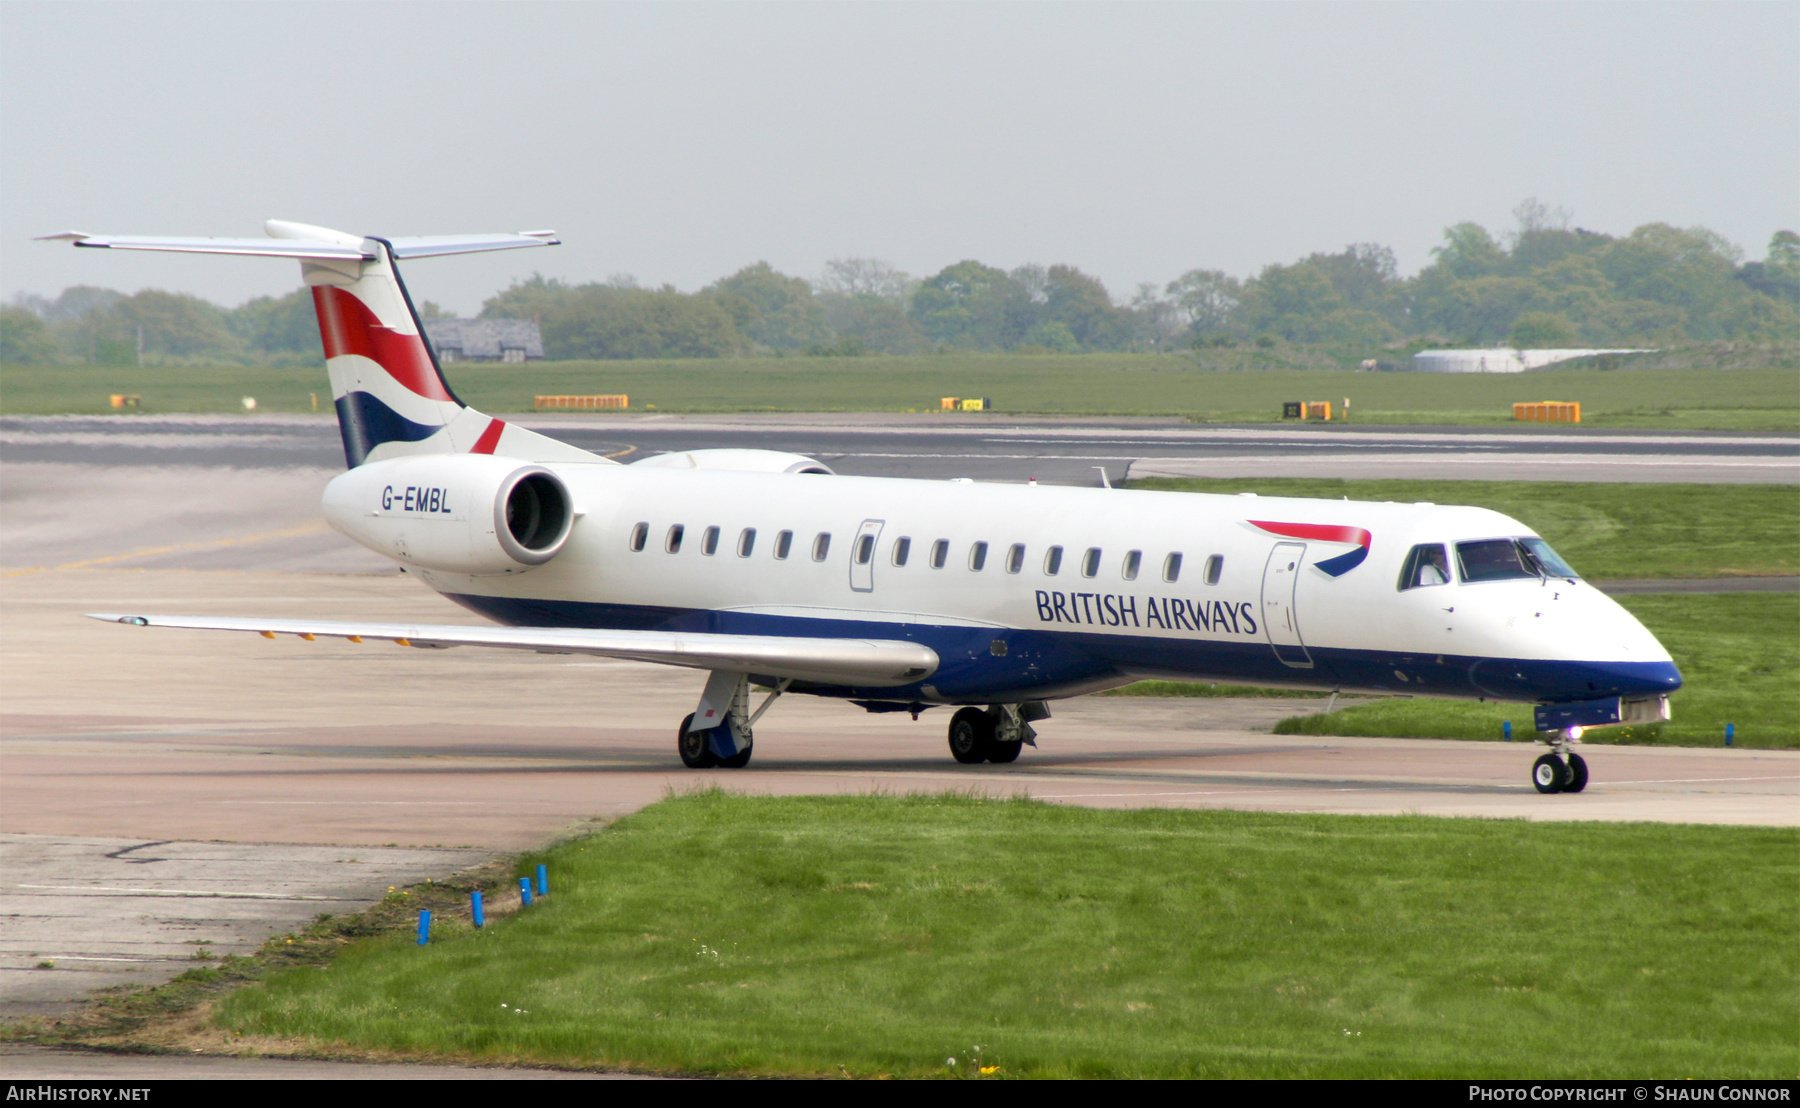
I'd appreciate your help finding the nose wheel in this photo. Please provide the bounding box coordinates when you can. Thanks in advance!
[1530,729,1589,794]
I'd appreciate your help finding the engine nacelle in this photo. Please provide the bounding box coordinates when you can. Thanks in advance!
[322,454,575,575]
[631,448,834,475]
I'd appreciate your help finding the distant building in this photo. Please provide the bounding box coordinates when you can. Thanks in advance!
[422,317,544,363]
[1409,348,1652,373]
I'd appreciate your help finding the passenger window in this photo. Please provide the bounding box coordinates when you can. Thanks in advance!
[1204,555,1223,585]
[1081,547,1100,578]
[774,530,793,559]
[892,536,911,566]
[1164,552,1183,583]
[1399,543,1451,590]
[969,541,988,571]
[1006,544,1026,574]
[812,532,831,562]
[1043,545,1063,575]
[855,533,875,565]
[702,526,720,555]
[737,528,756,557]
[1122,550,1141,581]
[665,524,684,553]
[930,539,948,569]
[629,522,648,552]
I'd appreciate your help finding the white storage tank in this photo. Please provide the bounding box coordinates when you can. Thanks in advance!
[1410,348,1651,373]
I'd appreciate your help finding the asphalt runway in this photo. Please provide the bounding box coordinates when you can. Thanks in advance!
[2,413,1796,1076]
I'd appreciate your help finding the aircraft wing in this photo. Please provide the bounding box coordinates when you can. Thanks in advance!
[86,614,938,688]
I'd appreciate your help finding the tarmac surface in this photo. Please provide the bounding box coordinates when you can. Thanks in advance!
[2,413,1795,1077]
[4,411,1797,485]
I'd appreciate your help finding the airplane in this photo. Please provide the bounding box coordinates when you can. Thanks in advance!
[44,221,1681,794]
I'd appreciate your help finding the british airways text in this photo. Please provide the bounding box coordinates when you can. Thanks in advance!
[381,485,452,514]
[1036,590,1258,635]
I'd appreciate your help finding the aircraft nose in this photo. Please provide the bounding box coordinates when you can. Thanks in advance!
[1627,660,1684,696]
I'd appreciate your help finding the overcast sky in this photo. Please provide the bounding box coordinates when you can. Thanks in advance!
[3,1,1796,315]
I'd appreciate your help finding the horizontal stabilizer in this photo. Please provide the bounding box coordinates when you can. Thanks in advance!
[38,233,372,260]
[38,229,558,261]
[87,614,939,688]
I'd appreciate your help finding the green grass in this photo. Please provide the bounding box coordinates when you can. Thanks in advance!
[213,792,1798,1078]
[1130,478,1800,580]
[3,356,1795,430]
[1272,594,1800,748]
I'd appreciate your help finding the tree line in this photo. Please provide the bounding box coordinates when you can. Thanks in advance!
[6,201,1796,365]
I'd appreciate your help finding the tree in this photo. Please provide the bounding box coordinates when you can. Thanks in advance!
[1510,311,1581,348]
[89,290,241,362]
[818,258,913,301]
[227,288,323,359]
[1020,320,1079,353]
[1165,269,1241,339]
[481,275,574,322]
[0,306,59,363]
[542,285,746,360]
[910,261,1015,349]
[705,263,829,352]
[1042,265,1125,350]
[1127,282,1188,349]
[1431,223,1506,280]
[1734,231,1800,308]
[816,292,926,354]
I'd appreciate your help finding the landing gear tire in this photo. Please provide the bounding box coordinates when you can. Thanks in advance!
[948,707,993,764]
[1532,752,1570,794]
[987,740,1023,764]
[1564,752,1588,793]
[719,739,753,770]
[678,713,717,769]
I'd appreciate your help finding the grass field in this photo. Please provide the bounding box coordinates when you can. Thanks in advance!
[1271,593,1800,748]
[3,356,1795,430]
[209,792,1798,1078]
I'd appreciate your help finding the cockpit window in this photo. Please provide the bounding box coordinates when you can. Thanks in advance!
[1398,543,1451,590]
[1518,537,1579,580]
[1457,538,1578,583]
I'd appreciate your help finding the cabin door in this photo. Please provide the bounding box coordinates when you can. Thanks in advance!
[1261,541,1314,668]
[849,519,884,593]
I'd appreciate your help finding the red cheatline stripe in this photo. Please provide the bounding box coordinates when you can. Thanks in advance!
[1249,520,1371,549]
[311,286,455,403]
[470,419,506,455]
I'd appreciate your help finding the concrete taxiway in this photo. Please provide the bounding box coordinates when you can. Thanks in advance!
[3,569,1793,1028]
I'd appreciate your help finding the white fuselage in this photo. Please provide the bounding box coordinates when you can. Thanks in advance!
[327,461,1679,708]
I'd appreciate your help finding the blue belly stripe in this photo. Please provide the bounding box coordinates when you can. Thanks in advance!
[444,592,1683,707]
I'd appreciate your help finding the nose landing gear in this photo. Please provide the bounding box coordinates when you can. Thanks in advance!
[1530,727,1589,794]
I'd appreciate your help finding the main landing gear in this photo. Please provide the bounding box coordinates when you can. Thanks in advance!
[677,673,789,770]
[947,703,1045,765]
[1530,727,1589,794]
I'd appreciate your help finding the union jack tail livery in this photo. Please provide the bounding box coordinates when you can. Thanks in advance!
[39,220,599,469]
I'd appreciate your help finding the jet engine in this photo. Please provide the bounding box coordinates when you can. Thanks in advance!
[321,454,575,575]
[631,448,833,474]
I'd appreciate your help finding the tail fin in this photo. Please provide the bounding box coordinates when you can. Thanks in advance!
[42,221,603,469]
[267,221,462,465]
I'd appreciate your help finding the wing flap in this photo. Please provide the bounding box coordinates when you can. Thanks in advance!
[86,614,938,687]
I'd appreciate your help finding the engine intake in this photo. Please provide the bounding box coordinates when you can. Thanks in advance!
[499,470,572,564]
[323,454,575,575]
